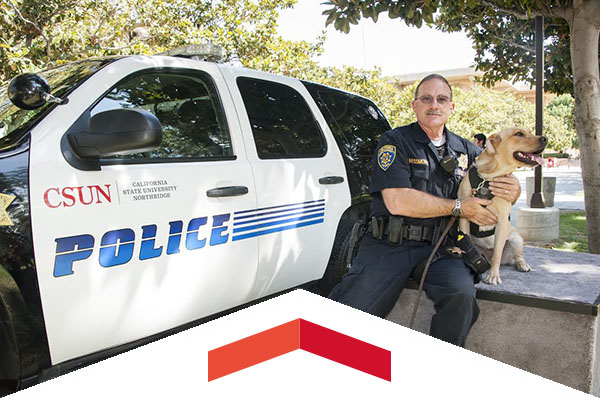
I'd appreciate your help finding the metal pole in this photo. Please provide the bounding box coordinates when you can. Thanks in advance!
[530,15,546,208]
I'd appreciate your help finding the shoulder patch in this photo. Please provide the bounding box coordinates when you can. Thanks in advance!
[378,145,396,171]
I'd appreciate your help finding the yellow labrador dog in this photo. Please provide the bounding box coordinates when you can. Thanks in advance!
[458,127,547,284]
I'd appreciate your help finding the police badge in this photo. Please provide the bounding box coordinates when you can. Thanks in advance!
[454,153,469,178]
[457,153,469,170]
[378,145,396,171]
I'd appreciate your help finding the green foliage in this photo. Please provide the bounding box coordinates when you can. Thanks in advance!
[0,0,578,152]
[289,69,575,151]
[546,94,577,147]
[0,0,322,83]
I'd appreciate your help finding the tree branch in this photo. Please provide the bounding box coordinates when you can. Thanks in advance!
[8,0,44,35]
[480,0,568,20]
[102,36,150,51]
[7,0,52,58]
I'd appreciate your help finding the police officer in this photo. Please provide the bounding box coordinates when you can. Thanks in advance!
[329,74,520,347]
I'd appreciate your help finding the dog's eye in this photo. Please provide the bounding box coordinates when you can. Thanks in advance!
[514,132,525,137]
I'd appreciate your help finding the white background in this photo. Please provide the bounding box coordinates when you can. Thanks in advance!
[9,290,593,399]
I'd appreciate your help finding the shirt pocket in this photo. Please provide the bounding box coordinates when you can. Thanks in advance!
[410,164,429,191]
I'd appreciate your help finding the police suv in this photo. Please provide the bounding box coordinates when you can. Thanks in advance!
[0,44,390,389]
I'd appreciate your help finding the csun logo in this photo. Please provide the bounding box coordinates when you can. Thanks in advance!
[44,184,112,208]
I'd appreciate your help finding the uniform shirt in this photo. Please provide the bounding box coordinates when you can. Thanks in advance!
[370,122,481,227]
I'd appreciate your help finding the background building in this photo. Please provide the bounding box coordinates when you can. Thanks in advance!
[392,67,554,105]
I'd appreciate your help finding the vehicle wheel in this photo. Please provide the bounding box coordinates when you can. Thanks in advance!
[319,219,360,296]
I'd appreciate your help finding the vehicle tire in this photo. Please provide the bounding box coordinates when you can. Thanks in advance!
[319,219,360,296]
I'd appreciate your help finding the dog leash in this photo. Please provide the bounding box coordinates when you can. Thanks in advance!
[408,215,457,329]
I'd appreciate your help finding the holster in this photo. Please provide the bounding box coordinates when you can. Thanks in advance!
[387,216,403,245]
[345,220,366,270]
[456,233,491,276]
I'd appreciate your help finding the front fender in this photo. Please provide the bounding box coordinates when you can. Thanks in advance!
[0,266,25,387]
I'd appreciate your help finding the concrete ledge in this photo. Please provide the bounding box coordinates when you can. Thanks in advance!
[386,247,600,395]
[516,207,560,241]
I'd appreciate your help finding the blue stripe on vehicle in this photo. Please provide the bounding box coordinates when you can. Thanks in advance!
[232,219,325,242]
[232,212,325,234]
[233,203,325,221]
[233,207,325,226]
[235,199,325,215]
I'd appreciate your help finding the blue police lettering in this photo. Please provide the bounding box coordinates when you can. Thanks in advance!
[186,217,207,250]
[52,213,231,277]
[140,225,162,260]
[210,214,230,246]
[167,220,183,255]
[99,229,135,267]
[53,235,95,277]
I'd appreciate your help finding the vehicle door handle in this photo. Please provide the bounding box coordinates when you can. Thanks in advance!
[319,176,345,185]
[206,186,249,198]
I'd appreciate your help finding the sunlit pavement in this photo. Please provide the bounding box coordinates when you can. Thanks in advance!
[511,160,584,226]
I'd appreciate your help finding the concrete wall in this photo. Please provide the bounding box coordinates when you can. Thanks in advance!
[387,290,599,395]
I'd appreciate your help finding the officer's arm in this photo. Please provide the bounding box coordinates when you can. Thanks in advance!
[382,188,498,226]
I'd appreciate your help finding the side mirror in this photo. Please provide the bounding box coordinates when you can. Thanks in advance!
[62,108,163,170]
[8,73,68,110]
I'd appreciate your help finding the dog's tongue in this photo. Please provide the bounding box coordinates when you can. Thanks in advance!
[532,153,544,166]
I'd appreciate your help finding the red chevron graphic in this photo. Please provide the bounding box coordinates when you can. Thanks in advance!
[208,318,391,381]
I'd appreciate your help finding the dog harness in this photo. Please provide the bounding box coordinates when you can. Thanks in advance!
[467,165,495,238]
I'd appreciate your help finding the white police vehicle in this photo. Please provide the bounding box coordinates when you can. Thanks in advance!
[0,45,390,389]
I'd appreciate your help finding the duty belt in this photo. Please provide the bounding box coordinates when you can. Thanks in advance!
[368,216,436,245]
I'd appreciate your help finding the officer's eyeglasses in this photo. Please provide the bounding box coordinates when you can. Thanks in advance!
[416,95,451,106]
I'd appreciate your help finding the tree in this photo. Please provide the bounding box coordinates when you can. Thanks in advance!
[323,0,600,253]
[0,0,322,83]
[546,94,578,149]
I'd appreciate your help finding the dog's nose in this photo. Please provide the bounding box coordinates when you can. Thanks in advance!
[539,136,547,144]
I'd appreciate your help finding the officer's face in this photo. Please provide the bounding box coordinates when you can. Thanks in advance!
[411,78,455,135]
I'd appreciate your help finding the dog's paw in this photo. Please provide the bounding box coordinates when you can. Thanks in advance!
[483,272,502,285]
[515,259,531,272]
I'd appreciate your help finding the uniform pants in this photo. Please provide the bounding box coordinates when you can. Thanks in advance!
[328,235,480,347]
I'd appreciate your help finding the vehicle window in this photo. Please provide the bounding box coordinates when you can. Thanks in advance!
[302,82,390,158]
[91,71,232,159]
[303,81,391,198]
[236,77,326,159]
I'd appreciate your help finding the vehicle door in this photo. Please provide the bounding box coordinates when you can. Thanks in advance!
[220,68,351,297]
[28,57,258,364]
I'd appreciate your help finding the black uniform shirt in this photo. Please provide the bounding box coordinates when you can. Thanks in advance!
[370,122,481,227]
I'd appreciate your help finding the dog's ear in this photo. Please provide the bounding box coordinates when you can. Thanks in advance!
[486,134,501,154]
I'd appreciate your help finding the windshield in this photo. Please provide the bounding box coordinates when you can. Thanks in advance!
[0,59,117,151]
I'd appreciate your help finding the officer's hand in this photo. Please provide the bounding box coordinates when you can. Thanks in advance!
[460,197,497,226]
[489,174,521,204]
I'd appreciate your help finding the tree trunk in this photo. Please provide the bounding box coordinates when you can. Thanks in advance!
[569,1,600,253]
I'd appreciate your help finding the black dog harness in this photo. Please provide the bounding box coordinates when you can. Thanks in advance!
[467,166,495,238]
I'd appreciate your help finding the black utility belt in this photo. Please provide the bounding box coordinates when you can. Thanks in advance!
[368,216,436,245]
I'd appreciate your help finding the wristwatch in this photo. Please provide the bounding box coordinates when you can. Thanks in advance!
[451,199,462,217]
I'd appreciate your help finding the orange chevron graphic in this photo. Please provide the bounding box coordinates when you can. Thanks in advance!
[208,319,391,381]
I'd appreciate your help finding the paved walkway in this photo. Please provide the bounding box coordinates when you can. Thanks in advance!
[511,160,585,225]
